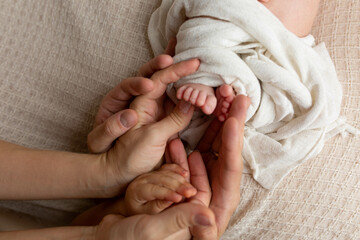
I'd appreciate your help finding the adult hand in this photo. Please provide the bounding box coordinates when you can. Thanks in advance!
[94,202,216,240]
[167,94,250,238]
[100,58,200,196]
[196,94,250,237]
[88,54,173,153]
[0,202,215,240]
[88,38,177,153]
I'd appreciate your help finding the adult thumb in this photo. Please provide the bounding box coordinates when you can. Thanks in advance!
[151,100,194,141]
[148,202,217,240]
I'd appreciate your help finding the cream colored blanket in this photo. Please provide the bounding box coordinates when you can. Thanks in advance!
[148,0,357,189]
[0,0,359,237]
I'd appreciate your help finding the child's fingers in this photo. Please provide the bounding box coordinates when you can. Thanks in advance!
[134,170,196,199]
[125,183,182,215]
[160,163,189,178]
[188,151,212,207]
[150,169,197,198]
[139,183,184,203]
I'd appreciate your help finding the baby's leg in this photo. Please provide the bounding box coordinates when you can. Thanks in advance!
[176,83,217,115]
[214,85,235,122]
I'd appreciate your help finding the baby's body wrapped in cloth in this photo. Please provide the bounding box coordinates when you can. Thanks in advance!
[148,0,357,189]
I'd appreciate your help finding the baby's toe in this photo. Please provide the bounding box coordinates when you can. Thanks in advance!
[219,85,233,98]
[222,101,230,109]
[183,87,194,101]
[196,91,207,107]
[176,86,187,100]
[189,89,200,105]
[218,115,226,122]
[222,107,229,114]
[202,95,217,115]
[225,95,234,103]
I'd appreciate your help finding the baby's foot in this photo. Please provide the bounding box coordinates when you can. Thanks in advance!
[176,83,217,115]
[214,85,235,122]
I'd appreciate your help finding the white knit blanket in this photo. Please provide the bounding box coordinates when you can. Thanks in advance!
[148,0,356,189]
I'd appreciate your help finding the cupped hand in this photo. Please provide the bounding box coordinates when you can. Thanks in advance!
[94,202,217,240]
[196,94,250,237]
[166,94,250,238]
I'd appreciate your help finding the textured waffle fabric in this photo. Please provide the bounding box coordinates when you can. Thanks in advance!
[0,0,359,238]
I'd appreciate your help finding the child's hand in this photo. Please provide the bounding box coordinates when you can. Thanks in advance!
[124,164,197,215]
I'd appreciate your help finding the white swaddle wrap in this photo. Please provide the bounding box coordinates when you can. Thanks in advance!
[148,0,357,189]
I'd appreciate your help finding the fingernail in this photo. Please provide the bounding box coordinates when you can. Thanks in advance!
[194,214,212,226]
[178,100,191,113]
[120,111,137,128]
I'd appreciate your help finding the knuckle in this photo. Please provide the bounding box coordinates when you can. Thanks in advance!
[100,214,120,226]
[170,68,182,80]
[104,118,125,138]
[174,211,188,229]
[153,200,170,213]
[131,175,149,187]
[127,181,137,193]
[151,71,161,81]
[104,121,117,138]
[169,112,185,128]
[168,172,185,183]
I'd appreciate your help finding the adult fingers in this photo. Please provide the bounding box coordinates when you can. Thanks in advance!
[196,118,222,153]
[150,100,195,144]
[221,94,250,169]
[196,95,250,153]
[94,77,154,127]
[137,38,176,78]
[138,54,174,78]
[146,58,200,100]
[88,109,138,153]
[102,204,216,240]
[167,138,190,181]
[228,95,250,127]
[144,202,217,240]
[219,117,243,189]
[188,151,212,207]
[210,96,250,236]
[209,118,242,237]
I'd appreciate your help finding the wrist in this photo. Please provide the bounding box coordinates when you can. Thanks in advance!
[94,151,131,198]
[0,139,120,200]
